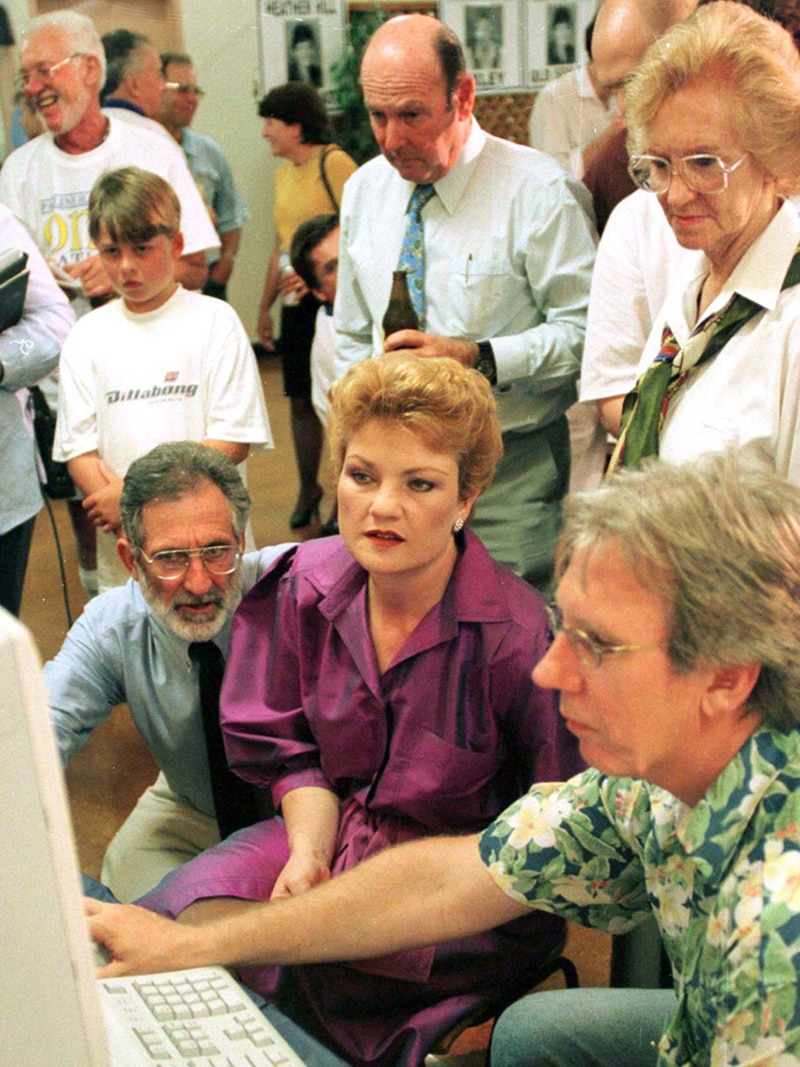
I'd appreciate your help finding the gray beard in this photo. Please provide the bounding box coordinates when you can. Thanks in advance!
[140,567,244,644]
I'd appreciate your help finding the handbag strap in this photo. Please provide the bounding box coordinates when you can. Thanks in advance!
[319,144,340,212]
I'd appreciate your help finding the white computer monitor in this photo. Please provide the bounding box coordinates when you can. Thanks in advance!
[0,607,110,1066]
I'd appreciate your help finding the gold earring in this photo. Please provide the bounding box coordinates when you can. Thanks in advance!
[453,517,464,533]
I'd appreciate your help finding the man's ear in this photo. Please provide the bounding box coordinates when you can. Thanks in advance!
[117,538,140,581]
[702,662,761,718]
[83,52,104,91]
[171,229,185,260]
[453,71,476,120]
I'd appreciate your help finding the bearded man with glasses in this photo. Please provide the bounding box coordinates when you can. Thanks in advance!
[89,446,800,1066]
[45,442,292,903]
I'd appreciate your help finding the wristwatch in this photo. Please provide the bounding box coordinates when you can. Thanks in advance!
[474,340,497,386]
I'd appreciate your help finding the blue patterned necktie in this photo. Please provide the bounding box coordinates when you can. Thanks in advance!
[396,183,436,327]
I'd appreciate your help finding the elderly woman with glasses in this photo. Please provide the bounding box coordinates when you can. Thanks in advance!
[600,2,800,474]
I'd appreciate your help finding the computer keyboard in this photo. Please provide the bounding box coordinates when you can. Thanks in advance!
[99,966,307,1065]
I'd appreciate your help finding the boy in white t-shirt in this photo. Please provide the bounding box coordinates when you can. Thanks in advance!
[290,213,339,535]
[55,166,272,591]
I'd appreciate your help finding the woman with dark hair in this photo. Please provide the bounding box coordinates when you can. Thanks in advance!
[257,83,356,533]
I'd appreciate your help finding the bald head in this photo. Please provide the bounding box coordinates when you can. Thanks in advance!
[363,15,466,96]
[592,0,654,91]
[360,15,475,183]
[644,0,699,36]
[592,0,698,110]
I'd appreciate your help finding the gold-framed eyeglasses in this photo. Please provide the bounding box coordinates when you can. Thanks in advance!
[627,152,749,196]
[545,602,670,670]
[15,53,86,90]
[164,81,205,98]
[138,544,241,580]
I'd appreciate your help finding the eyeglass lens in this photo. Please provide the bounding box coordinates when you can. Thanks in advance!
[166,82,204,96]
[545,602,602,668]
[16,54,76,88]
[630,155,732,195]
[149,545,238,577]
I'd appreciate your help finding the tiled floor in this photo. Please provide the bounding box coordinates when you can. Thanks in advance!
[19,353,611,1061]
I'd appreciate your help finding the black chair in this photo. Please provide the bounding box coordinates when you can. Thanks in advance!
[428,937,579,1057]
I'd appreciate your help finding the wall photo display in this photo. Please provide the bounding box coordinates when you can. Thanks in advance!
[442,0,599,93]
[440,0,523,91]
[257,0,347,107]
[525,0,597,89]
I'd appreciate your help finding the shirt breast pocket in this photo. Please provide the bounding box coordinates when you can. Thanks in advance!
[445,252,521,336]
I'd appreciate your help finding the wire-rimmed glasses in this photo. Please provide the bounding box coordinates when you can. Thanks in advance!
[138,544,241,581]
[627,152,749,196]
[15,53,86,91]
[164,82,205,98]
[544,602,669,669]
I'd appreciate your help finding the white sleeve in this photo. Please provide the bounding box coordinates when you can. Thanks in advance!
[528,87,572,174]
[581,193,692,403]
[202,307,273,449]
[53,324,98,462]
[580,197,662,402]
[333,179,378,379]
[162,143,221,257]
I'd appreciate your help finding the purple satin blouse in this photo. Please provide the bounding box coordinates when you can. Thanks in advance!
[221,529,581,832]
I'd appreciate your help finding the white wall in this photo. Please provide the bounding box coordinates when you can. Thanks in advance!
[181,0,276,335]
[2,0,278,336]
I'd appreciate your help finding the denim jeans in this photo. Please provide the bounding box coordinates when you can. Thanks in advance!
[489,987,677,1067]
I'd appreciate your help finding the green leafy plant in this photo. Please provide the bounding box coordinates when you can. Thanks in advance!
[329,7,388,164]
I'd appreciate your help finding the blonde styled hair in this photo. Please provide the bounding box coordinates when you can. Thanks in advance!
[625,1,800,195]
[328,355,503,501]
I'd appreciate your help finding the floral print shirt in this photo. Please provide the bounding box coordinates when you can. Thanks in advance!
[479,724,800,1065]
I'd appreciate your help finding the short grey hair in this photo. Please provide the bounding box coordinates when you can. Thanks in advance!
[101,29,150,99]
[24,11,107,85]
[120,442,251,550]
[625,1,800,196]
[556,448,800,731]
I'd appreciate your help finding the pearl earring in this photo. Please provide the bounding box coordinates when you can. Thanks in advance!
[453,517,464,533]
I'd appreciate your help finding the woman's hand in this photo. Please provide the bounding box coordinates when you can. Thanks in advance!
[272,786,340,901]
[271,846,331,900]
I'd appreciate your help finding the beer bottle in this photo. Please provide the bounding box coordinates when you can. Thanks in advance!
[382,270,419,345]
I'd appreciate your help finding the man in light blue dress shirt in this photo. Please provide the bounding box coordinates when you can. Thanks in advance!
[159,53,250,302]
[334,14,597,591]
[45,441,289,902]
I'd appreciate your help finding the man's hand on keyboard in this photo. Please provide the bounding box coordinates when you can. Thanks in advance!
[84,897,208,977]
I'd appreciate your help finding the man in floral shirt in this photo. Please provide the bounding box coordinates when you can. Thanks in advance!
[88,448,800,1066]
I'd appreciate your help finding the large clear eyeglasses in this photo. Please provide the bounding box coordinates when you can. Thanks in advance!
[164,81,206,98]
[15,52,86,90]
[627,152,749,195]
[138,544,241,580]
[544,602,669,669]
